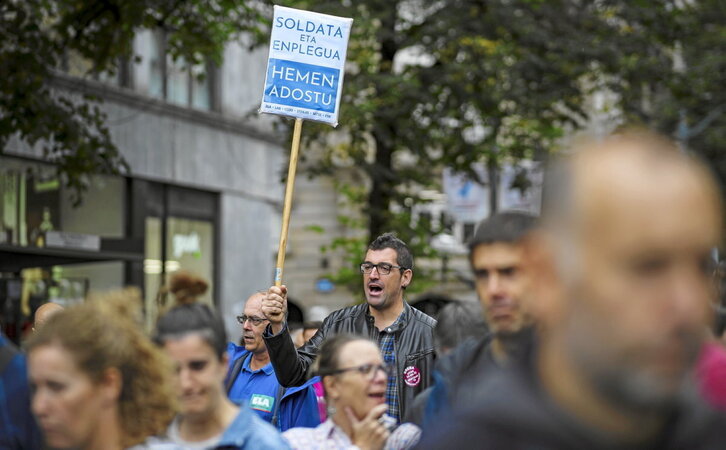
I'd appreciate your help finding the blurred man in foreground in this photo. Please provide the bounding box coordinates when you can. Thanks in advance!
[421,131,726,448]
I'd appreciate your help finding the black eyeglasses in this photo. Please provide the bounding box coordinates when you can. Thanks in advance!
[321,363,394,380]
[359,262,407,275]
[236,314,268,326]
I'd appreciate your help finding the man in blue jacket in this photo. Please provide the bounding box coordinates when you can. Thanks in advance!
[1,331,43,449]
[225,292,321,431]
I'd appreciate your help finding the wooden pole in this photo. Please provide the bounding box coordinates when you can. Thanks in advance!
[275,118,304,286]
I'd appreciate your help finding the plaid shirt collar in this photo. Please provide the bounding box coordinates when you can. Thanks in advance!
[364,301,409,333]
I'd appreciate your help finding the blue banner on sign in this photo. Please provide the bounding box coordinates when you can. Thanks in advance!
[263,59,339,113]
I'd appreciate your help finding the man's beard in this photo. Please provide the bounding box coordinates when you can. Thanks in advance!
[567,324,700,413]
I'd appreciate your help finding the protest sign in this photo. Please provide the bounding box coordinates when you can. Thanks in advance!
[260,6,353,126]
[260,6,353,286]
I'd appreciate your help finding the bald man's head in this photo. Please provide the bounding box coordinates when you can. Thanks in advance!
[535,130,722,412]
[33,302,64,331]
[240,292,269,354]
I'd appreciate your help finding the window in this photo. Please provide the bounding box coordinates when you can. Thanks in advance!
[149,30,217,111]
[0,156,128,342]
[128,180,218,331]
[63,49,132,88]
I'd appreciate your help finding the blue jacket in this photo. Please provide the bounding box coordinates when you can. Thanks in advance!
[0,333,43,449]
[217,406,290,449]
[226,343,321,431]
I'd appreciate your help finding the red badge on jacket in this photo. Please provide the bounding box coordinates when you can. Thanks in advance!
[403,365,421,387]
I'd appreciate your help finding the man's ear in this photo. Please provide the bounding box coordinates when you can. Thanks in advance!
[521,231,566,329]
[401,269,413,289]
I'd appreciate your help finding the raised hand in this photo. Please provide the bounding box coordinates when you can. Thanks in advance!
[262,285,288,334]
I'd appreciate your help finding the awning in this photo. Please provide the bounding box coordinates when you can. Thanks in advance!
[0,239,143,272]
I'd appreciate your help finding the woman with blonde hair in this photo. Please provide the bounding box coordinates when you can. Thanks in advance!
[26,288,177,449]
[154,271,288,449]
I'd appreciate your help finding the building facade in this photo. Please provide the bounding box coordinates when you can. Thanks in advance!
[1,32,295,339]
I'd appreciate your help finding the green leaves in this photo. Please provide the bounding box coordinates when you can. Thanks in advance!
[271,0,725,294]
[1,0,266,203]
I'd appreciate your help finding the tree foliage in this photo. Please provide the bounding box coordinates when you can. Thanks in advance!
[0,0,265,203]
[275,0,724,245]
[1,0,722,294]
[612,0,726,185]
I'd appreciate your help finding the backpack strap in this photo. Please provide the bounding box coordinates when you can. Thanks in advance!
[225,353,246,394]
[270,384,287,429]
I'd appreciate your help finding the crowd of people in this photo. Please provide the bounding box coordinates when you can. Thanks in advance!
[2,129,726,449]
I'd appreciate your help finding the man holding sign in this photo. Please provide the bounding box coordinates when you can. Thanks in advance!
[262,233,437,423]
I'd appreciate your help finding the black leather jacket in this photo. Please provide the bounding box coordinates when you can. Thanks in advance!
[263,301,437,420]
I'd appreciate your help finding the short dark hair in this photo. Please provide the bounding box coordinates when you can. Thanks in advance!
[368,232,414,270]
[468,211,538,252]
[154,303,228,360]
[434,300,488,355]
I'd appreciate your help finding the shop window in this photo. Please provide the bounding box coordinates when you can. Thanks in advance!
[0,156,128,343]
[129,181,218,331]
[0,158,124,246]
[143,216,215,331]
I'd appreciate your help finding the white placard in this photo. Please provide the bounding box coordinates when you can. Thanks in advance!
[260,6,353,126]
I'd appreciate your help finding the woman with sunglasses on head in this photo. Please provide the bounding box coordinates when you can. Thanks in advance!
[283,334,421,450]
[154,272,288,449]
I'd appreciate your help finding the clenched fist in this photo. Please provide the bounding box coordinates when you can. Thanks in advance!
[262,285,288,334]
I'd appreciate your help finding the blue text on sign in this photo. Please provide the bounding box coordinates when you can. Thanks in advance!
[264,59,339,113]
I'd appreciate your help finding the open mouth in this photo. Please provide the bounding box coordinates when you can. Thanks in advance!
[368,284,383,295]
[368,392,385,399]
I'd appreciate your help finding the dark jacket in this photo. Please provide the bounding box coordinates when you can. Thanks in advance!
[421,328,539,428]
[418,343,726,450]
[414,334,493,427]
[263,301,436,420]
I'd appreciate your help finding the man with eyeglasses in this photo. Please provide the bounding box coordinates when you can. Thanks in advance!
[225,291,322,431]
[263,233,437,423]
